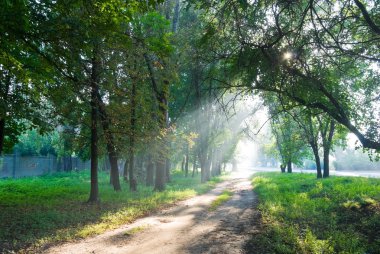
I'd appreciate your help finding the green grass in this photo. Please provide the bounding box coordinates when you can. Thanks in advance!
[209,189,233,211]
[123,225,149,236]
[248,172,380,254]
[0,170,226,253]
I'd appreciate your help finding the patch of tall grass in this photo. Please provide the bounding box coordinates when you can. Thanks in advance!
[249,172,380,254]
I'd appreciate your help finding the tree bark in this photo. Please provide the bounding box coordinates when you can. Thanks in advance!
[96,92,121,191]
[128,152,136,191]
[311,145,322,178]
[123,159,129,182]
[0,73,11,155]
[323,121,335,178]
[323,149,330,178]
[172,0,180,33]
[185,144,189,177]
[199,150,210,183]
[280,164,286,173]
[146,155,154,186]
[154,93,168,191]
[205,149,212,180]
[287,160,292,173]
[181,155,185,172]
[211,149,217,177]
[128,80,137,191]
[192,153,197,177]
[88,47,100,203]
[144,53,168,191]
[165,158,171,182]
[155,157,166,191]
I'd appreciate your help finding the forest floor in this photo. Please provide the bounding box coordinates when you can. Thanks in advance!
[44,171,260,254]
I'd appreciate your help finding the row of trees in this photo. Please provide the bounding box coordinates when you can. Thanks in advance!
[1,1,246,202]
[1,0,379,200]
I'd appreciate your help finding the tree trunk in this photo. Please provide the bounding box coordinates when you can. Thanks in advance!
[211,150,217,177]
[185,145,189,177]
[181,155,185,172]
[323,120,335,178]
[123,159,129,182]
[192,153,197,177]
[323,150,330,178]
[172,0,180,32]
[199,150,210,183]
[96,91,121,191]
[128,80,137,191]
[109,151,120,190]
[212,150,222,176]
[88,48,100,203]
[129,152,136,191]
[311,145,322,178]
[280,164,286,173]
[205,151,212,181]
[0,74,11,155]
[287,160,292,173]
[144,53,168,191]
[165,158,171,182]
[155,157,166,191]
[146,156,154,186]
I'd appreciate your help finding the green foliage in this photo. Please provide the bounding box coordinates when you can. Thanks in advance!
[0,170,225,253]
[268,106,311,166]
[133,11,173,56]
[14,129,60,156]
[249,173,380,253]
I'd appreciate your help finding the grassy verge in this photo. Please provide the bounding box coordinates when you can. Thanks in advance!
[209,190,233,211]
[248,172,380,254]
[0,170,227,253]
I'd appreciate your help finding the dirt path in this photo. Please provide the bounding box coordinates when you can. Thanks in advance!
[45,172,260,254]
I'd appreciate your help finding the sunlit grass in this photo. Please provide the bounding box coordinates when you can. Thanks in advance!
[0,170,226,253]
[209,189,233,211]
[249,172,380,254]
